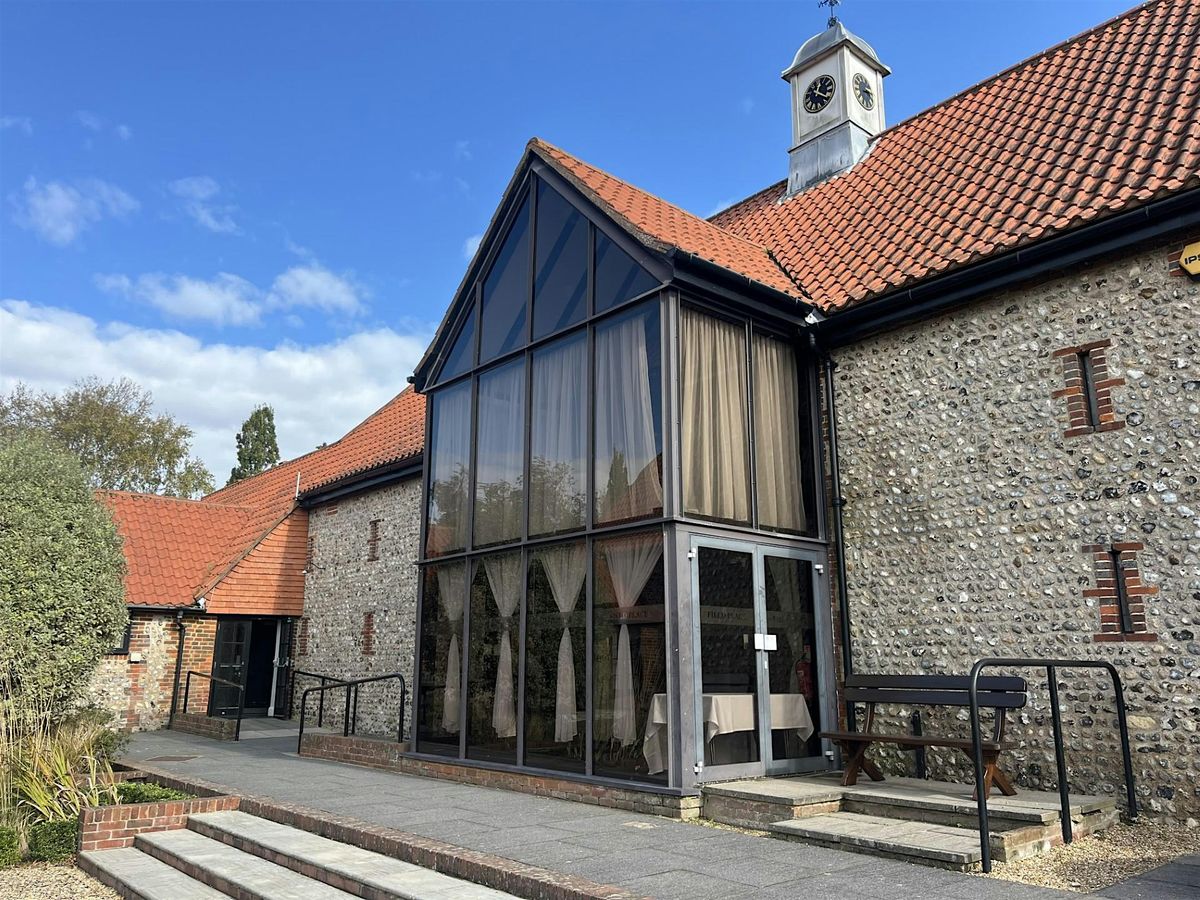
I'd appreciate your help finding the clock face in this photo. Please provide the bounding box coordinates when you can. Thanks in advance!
[853,73,875,110]
[803,75,836,114]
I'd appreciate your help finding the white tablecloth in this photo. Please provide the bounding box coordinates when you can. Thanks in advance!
[642,693,814,774]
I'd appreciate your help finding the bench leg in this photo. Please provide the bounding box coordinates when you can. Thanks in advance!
[971,749,1018,799]
[841,741,884,786]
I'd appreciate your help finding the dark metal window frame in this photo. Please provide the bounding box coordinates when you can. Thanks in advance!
[109,619,133,656]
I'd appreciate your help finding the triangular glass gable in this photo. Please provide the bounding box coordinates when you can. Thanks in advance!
[480,194,531,363]
[595,231,658,313]
[532,180,587,339]
[435,310,475,384]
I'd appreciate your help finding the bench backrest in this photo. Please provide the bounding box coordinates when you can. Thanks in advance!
[844,674,1027,710]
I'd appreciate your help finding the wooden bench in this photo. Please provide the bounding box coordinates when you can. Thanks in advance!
[820,673,1028,799]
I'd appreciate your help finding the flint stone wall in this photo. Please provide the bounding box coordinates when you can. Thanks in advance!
[299,477,422,738]
[831,237,1199,821]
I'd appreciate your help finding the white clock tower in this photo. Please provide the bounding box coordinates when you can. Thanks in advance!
[782,11,890,195]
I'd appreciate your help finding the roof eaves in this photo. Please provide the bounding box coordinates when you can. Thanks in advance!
[193,504,299,601]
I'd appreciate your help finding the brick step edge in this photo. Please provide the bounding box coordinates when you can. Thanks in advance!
[123,760,647,900]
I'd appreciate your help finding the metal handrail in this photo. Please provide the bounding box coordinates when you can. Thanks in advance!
[297,672,407,753]
[290,669,349,728]
[179,670,246,741]
[968,657,1137,873]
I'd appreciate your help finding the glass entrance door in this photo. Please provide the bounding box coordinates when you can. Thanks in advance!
[691,537,830,779]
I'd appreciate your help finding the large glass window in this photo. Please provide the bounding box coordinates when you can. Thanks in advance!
[426,381,471,556]
[595,231,658,313]
[480,196,530,362]
[594,303,663,525]
[415,562,467,757]
[466,553,522,764]
[437,313,475,384]
[523,543,587,773]
[753,333,807,533]
[533,181,587,339]
[680,307,751,523]
[530,333,587,536]
[593,531,666,783]
[474,358,526,547]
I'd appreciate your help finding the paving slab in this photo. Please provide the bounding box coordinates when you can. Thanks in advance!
[80,847,228,900]
[125,728,1075,899]
[1097,854,1200,900]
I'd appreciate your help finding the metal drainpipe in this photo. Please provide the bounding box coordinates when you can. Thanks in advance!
[168,611,187,725]
[818,341,856,730]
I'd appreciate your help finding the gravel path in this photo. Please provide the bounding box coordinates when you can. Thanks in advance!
[989,821,1200,893]
[0,862,119,900]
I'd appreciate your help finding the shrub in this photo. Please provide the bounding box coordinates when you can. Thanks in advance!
[0,826,19,868]
[0,432,126,714]
[113,781,192,804]
[9,713,118,824]
[26,819,77,862]
[65,706,128,761]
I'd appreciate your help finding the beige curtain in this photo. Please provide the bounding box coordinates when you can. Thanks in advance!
[530,336,586,536]
[435,562,467,733]
[603,534,663,746]
[484,553,522,739]
[537,544,586,742]
[681,307,750,521]
[753,334,805,531]
[474,361,525,545]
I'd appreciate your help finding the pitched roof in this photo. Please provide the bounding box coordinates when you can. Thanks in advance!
[100,491,260,608]
[529,139,807,300]
[535,0,1200,313]
[105,386,426,610]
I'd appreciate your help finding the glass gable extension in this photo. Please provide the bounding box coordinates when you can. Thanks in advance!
[416,173,824,789]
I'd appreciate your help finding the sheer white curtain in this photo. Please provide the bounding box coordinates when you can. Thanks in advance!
[603,534,663,745]
[681,307,750,521]
[538,544,586,742]
[428,383,471,554]
[435,562,467,733]
[475,361,525,545]
[595,312,662,523]
[753,334,805,532]
[530,336,586,536]
[484,553,522,738]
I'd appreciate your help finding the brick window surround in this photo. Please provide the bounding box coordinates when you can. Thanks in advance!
[1052,339,1125,438]
[361,612,375,656]
[367,519,382,562]
[296,617,310,656]
[1084,542,1158,642]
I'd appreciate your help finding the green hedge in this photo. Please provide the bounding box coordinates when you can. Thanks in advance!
[0,826,20,868]
[27,819,78,862]
[113,781,192,804]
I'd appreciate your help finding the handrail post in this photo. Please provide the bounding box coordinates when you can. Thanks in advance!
[298,688,310,755]
[352,684,360,736]
[318,676,327,728]
[1107,663,1138,821]
[1046,666,1072,844]
[397,681,406,744]
[235,684,245,742]
[182,671,193,717]
[967,661,991,873]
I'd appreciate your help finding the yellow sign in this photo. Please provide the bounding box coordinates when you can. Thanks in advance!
[1181,241,1200,276]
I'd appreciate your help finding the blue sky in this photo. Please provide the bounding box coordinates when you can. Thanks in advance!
[0,0,1132,481]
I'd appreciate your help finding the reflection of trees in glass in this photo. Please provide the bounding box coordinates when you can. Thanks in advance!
[530,456,585,535]
[475,477,523,546]
[427,464,468,554]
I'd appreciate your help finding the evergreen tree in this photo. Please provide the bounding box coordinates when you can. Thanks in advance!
[228,404,280,485]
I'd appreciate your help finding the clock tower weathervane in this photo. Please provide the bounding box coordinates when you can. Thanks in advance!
[783,0,890,195]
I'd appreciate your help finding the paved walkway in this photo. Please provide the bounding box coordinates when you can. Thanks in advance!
[126,729,1075,900]
[1098,855,1200,900]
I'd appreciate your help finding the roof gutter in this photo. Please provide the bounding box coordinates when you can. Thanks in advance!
[818,187,1200,346]
[668,248,814,319]
[298,454,424,507]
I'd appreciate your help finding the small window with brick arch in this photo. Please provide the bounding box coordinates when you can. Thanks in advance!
[1052,339,1125,438]
[367,519,382,561]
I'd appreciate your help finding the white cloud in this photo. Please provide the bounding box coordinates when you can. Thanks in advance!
[0,299,433,483]
[454,140,472,161]
[462,234,482,261]
[12,177,139,246]
[75,110,104,132]
[740,97,756,115]
[96,272,262,326]
[96,260,365,326]
[0,116,32,135]
[168,175,238,234]
[705,197,737,218]
[115,124,133,141]
[267,264,364,314]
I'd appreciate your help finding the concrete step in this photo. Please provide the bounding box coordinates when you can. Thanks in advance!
[771,811,985,871]
[79,847,229,900]
[135,828,360,899]
[189,809,515,900]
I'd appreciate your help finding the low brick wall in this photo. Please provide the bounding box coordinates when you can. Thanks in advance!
[169,711,239,742]
[299,732,702,819]
[78,795,240,852]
